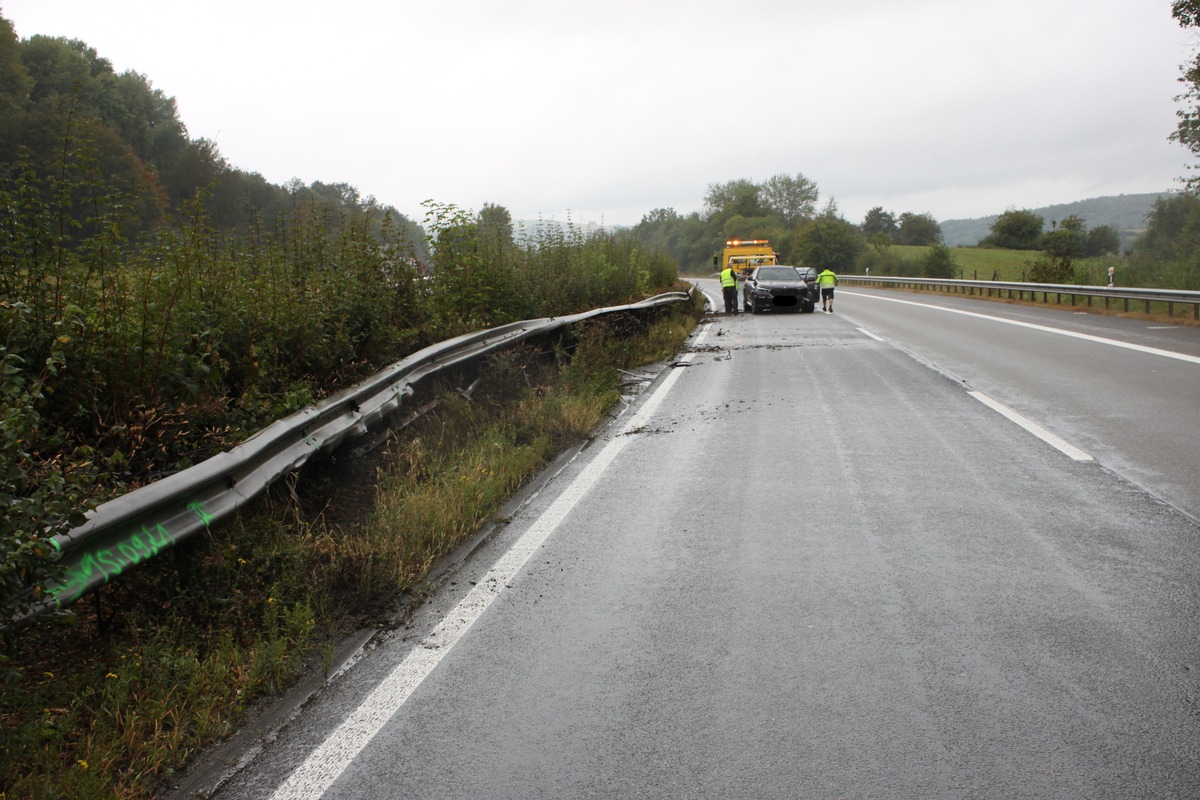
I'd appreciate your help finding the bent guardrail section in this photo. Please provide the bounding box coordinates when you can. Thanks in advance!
[10,291,690,627]
[840,276,1200,319]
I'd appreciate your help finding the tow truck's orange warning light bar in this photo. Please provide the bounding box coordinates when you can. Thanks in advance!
[725,239,770,247]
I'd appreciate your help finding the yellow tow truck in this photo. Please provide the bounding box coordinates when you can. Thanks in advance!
[714,239,778,278]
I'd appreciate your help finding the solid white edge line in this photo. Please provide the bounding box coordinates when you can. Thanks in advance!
[842,290,1200,366]
[968,391,1094,462]
[268,327,710,800]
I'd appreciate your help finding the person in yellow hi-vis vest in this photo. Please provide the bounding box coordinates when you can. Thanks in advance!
[720,263,739,314]
[817,267,838,313]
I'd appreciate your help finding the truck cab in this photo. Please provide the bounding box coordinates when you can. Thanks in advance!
[714,239,779,279]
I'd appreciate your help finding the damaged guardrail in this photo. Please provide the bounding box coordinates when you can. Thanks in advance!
[839,275,1200,320]
[9,291,691,627]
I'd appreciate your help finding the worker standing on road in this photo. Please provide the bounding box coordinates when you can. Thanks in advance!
[720,262,739,314]
[818,267,838,313]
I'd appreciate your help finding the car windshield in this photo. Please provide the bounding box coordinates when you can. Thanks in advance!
[755,267,799,281]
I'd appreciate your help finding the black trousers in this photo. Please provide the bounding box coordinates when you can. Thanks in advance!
[723,285,737,313]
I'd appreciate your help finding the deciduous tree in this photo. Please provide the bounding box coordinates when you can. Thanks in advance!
[761,172,818,226]
[792,211,865,271]
[1172,0,1200,189]
[1085,224,1121,256]
[861,206,898,238]
[703,178,764,220]
[895,212,942,246]
[1133,193,1200,261]
[981,209,1044,250]
[478,202,514,262]
[1042,220,1086,260]
[0,14,29,162]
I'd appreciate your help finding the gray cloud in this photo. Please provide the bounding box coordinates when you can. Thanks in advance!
[4,0,1190,226]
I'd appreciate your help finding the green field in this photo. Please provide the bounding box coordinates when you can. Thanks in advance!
[887,245,1124,285]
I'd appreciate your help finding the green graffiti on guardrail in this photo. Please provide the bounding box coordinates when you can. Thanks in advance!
[50,502,213,606]
[187,501,214,526]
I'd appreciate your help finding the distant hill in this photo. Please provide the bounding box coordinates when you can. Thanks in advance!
[939,192,1170,250]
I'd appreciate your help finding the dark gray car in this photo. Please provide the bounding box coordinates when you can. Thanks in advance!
[742,265,816,314]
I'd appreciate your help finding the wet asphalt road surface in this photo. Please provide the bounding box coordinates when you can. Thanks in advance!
[835,286,1200,521]
[205,282,1200,799]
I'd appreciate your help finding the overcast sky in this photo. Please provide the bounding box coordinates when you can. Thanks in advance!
[3,0,1194,227]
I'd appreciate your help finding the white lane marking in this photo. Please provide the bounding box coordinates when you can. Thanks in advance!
[854,315,1091,461]
[857,327,886,342]
[269,328,710,800]
[843,291,1200,366]
[969,391,1094,462]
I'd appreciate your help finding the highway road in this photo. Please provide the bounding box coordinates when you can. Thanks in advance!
[202,282,1200,799]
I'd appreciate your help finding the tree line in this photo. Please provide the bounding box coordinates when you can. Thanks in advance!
[629,172,1138,282]
[632,174,880,275]
[0,15,426,250]
[630,173,982,279]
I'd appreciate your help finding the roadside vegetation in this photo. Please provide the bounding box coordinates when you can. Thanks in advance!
[0,135,696,798]
[0,12,697,797]
[0,121,692,799]
[0,299,701,800]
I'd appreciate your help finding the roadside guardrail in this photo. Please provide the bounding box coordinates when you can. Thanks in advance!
[7,291,692,628]
[839,275,1200,320]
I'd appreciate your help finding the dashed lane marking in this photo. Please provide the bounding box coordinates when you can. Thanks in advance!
[968,390,1094,462]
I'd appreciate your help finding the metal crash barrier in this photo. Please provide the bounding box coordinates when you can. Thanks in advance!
[8,291,692,627]
[840,276,1200,320]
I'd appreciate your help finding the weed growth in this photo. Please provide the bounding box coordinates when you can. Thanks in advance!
[0,281,700,800]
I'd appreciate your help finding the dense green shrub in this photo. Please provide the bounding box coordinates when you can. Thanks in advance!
[922,243,960,279]
[0,302,96,605]
[856,246,906,276]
